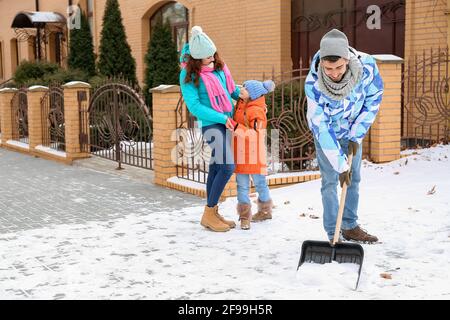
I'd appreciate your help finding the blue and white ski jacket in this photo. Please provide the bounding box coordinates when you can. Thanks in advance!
[305,49,384,173]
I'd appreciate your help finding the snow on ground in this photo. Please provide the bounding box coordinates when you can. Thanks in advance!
[0,145,449,299]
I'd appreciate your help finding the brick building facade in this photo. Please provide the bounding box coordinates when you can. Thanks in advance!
[1,0,446,198]
[0,0,449,85]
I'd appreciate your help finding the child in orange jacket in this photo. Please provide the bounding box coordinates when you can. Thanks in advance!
[233,80,275,230]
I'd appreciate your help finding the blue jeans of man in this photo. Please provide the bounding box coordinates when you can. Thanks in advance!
[202,124,235,207]
[236,174,271,204]
[314,138,362,240]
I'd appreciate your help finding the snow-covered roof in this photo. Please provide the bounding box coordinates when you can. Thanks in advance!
[11,11,66,28]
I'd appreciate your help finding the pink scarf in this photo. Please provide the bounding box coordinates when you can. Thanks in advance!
[199,64,236,113]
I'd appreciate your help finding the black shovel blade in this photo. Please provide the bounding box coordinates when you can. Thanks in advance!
[297,240,364,289]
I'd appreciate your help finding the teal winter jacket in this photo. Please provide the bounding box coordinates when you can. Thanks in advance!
[179,44,240,128]
[179,69,240,128]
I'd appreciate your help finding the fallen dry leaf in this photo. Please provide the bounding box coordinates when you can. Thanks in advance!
[309,214,319,219]
[427,185,436,195]
[299,213,306,218]
[380,273,392,280]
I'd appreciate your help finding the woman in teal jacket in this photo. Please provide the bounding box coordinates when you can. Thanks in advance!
[179,26,246,232]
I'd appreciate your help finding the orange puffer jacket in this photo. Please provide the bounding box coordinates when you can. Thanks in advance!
[233,96,268,175]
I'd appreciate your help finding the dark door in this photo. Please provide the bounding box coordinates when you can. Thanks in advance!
[292,0,405,69]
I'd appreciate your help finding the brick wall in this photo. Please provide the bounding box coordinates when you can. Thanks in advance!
[191,0,291,82]
[91,0,291,85]
[2,0,450,84]
[403,1,449,145]
[370,56,403,163]
[405,0,449,60]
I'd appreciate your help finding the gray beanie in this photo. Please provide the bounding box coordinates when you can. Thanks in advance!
[320,29,349,59]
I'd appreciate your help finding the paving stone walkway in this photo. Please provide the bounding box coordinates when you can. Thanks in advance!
[0,148,203,235]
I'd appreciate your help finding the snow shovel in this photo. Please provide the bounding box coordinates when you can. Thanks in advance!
[297,153,364,290]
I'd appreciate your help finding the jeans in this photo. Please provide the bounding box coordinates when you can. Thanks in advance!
[236,174,271,204]
[202,124,235,207]
[314,138,362,239]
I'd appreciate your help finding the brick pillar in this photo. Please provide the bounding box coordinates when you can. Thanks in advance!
[27,85,48,149]
[151,84,238,199]
[370,55,404,163]
[151,85,180,187]
[0,88,17,145]
[62,81,91,160]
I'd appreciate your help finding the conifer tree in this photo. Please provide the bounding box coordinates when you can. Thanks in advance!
[68,6,96,76]
[143,22,179,110]
[97,0,137,83]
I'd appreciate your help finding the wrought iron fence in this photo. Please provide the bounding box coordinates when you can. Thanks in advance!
[175,97,210,183]
[41,84,65,151]
[80,80,153,170]
[175,61,319,185]
[0,78,13,89]
[11,88,29,144]
[402,47,450,148]
[265,61,318,173]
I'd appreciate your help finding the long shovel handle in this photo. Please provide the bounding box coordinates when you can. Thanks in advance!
[332,153,354,246]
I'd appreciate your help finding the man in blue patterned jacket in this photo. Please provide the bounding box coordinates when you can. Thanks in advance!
[305,29,384,244]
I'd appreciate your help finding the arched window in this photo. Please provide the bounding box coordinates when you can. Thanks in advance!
[150,2,188,52]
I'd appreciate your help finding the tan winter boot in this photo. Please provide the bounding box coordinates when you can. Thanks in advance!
[252,199,273,222]
[214,206,236,228]
[200,206,230,232]
[237,203,252,230]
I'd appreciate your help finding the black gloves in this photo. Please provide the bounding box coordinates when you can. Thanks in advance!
[348,141,359,156]
[339,141,359,188]
[339,170,352,188]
